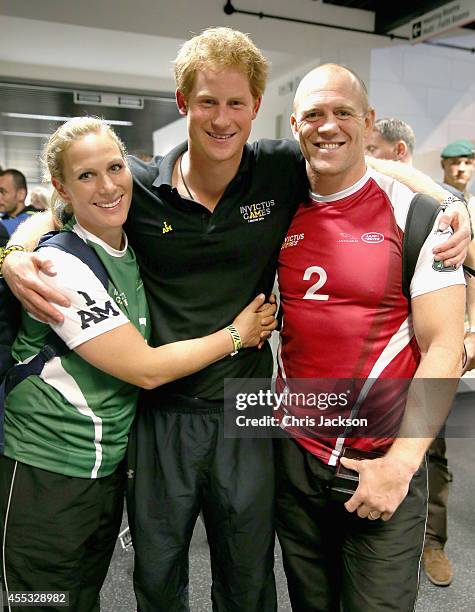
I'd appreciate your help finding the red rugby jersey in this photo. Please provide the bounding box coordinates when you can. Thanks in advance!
[276,169,464,465]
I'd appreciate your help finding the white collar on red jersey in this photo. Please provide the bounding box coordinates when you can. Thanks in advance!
[309,168,371,203]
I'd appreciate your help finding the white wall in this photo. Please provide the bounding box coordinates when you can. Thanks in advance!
[369,42,475,192]
[250,59,319,142]
[153,116,187,156]
[0,16,177,91]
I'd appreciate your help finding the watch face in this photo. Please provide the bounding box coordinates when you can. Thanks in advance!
[432,259,457,273]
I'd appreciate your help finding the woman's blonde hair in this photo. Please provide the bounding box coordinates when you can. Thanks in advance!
[174,27,269,101]
[41,116,127,222]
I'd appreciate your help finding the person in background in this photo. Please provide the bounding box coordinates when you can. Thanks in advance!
[0,169,35,218]
[0,116,275,612]
[0,169,37,240]
[440,141,475,372]
[366,121,474,587]
[129,150,153,162]
[440,139,475,204]
[365,117,414,164]
[28,186,50,211]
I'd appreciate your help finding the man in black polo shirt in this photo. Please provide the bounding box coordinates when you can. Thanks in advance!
[1,28,470,612]
[124,29,305,612]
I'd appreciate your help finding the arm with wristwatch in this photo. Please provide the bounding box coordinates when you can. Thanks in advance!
[366,155,472,246]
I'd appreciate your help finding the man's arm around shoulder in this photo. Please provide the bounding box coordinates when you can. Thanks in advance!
[3,209,69,323]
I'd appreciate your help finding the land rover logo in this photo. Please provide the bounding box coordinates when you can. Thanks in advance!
[361,232,384,244]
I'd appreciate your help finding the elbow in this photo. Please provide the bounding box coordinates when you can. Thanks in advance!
[133,354,181,389]
[139,378,156,390]
[138,374,171,390]
[139,376,160,390]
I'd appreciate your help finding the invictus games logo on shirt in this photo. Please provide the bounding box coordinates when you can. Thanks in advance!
[282,233,304,249]
[239,200,275,223]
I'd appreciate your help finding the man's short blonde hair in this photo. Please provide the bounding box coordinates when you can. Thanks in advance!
[174,27,269,100]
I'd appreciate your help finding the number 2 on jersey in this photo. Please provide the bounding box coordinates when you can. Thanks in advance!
[302,266,329,301]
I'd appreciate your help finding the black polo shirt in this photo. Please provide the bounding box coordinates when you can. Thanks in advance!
[126,139,306,400]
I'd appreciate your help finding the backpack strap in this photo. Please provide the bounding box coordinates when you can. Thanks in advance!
[2,233,109,397]
[38,231,109,289]
[402,194,443,300]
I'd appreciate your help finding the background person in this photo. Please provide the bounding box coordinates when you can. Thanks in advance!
[366,118,468,587]
[0,116,275,612]
[365,117,415,164]
[440,139,475,206]
[28,185,50,211]
[439,139,475,370]
[0,169,37,242]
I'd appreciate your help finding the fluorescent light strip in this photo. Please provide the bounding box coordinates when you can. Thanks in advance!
[0,130,51,138]
[1,112,133,126]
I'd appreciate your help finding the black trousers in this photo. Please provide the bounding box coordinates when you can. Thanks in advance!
[425,436,450,548]
[127,400,277,612]
[275,438,427,612]
[0,456,124,612]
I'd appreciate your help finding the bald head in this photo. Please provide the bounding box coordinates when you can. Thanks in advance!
[290,63,374,195]
[294,64,369,116]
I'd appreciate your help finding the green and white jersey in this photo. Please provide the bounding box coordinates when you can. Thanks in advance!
[4,219,151,479]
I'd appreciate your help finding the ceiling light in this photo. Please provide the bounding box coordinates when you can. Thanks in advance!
[1,112,133,126]
[74,91,144,110]
[0,130,51,138]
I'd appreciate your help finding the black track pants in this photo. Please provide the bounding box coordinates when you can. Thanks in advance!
[127,401,277,612]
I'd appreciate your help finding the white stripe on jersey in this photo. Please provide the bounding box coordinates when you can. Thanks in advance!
[329,314,414,465]
[367,168,414,232]
[41,357,103,478]
[277,311,287,386]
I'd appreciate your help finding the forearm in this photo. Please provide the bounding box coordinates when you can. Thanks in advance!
[365,157,449,203]
[466,273,475,328]
[141,330,235,388]
[76,324,235,389]
[386,346,462,472]
[465,241,475,271]
[463,273,475,372]
[7,210,56,251]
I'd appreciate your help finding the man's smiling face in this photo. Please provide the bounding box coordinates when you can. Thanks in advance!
[177,65,260,167]
[291,65,374,195]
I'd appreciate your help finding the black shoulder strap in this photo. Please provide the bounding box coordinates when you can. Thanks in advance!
[2,233,110,397]
[38,231,109,289]
[463,264,475,277]
[402,194,443,300]
[0,221,9,249]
